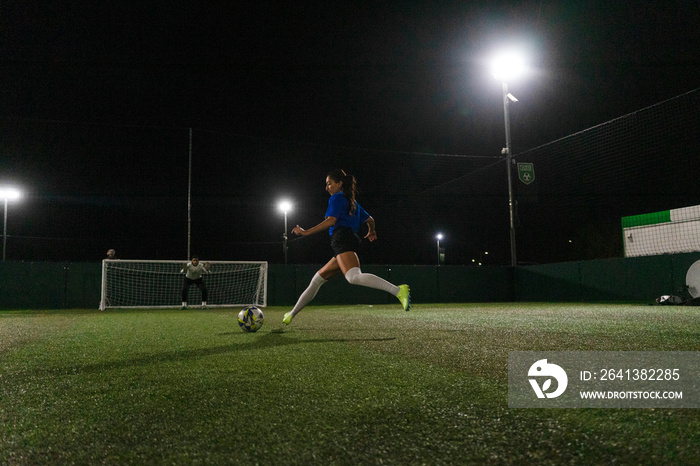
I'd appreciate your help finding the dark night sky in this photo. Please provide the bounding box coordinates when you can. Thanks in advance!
[1,1,699,264]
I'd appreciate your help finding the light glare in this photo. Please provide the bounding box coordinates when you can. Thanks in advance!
[0,188,21,200]
[278,200,292,213]
[491,52,525,82]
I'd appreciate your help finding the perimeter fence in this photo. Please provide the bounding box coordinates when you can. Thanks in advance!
[1,89,698,265]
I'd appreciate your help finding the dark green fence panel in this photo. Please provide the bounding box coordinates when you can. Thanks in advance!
[436,266,514,302]
[516,262,582,302]
[579,256,673,302]
[64,262,102,308]
[0,262,66,309]
[516,253,700,303]
[267,264,298,306]
[0,262,103,309]
[3,254,700,310]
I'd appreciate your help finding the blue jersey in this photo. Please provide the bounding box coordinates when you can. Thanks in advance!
[325,193,370,235]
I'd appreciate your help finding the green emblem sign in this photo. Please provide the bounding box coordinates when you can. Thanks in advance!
[517,163,535,185]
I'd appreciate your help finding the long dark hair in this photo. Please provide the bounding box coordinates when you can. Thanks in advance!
[327,169,358,215]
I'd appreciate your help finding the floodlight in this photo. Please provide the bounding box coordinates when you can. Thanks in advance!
[278,200,292,213]
[0,188,20,200]
[490,51,525,82]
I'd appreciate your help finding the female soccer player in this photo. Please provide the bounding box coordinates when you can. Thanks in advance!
[181,256,211,309]
[283,169,410,325]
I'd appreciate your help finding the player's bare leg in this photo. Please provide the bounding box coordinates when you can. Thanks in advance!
[337,251,410,311]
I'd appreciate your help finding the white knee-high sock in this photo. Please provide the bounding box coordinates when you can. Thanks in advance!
[290,272,327,316]
[344,267,400,296]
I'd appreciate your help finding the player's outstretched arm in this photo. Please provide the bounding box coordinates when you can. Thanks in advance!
[292,216,337,237]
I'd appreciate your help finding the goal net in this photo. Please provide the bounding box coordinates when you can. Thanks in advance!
[100,260,268,310]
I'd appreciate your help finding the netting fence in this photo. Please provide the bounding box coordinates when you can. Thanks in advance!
[514,88,700,263]
[1,89,698,265]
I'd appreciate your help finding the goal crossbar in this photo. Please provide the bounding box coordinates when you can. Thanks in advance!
[100,260,268,310]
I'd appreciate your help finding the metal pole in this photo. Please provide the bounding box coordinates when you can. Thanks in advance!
[436,237,440,265]
[502,81,517,267]
[283,212,288,264]
[2,198,7,262]
[187,127,192,259]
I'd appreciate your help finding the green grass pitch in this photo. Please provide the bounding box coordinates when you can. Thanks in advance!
[1,303,699,464]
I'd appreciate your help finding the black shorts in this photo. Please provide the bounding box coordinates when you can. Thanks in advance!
[330,226,361,256]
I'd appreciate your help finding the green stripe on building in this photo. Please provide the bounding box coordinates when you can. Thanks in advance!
[621,210,671,228]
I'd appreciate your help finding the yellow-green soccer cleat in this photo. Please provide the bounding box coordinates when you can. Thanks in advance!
[282,311,294,325]
[397,284,411,311]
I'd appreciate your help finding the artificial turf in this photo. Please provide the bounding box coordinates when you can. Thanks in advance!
[1,303,699,464]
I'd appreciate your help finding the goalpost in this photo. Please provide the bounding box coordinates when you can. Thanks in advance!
[100,260,268,310]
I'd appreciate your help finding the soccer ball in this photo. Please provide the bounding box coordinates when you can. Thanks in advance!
[238,306,264,332]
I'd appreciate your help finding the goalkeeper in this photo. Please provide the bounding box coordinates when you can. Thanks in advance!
[181,256,211,309]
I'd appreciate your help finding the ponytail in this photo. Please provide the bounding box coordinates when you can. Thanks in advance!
[328,169,358,215]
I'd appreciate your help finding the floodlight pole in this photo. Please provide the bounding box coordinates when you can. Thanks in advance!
[501,81,518,267]
[282,210,289,265]
[187,127,192,259]
[436,234,443,266]
[437,236,440,265]
[278,200,292,265]
[0,188,20,261]
[2,198,8,262]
